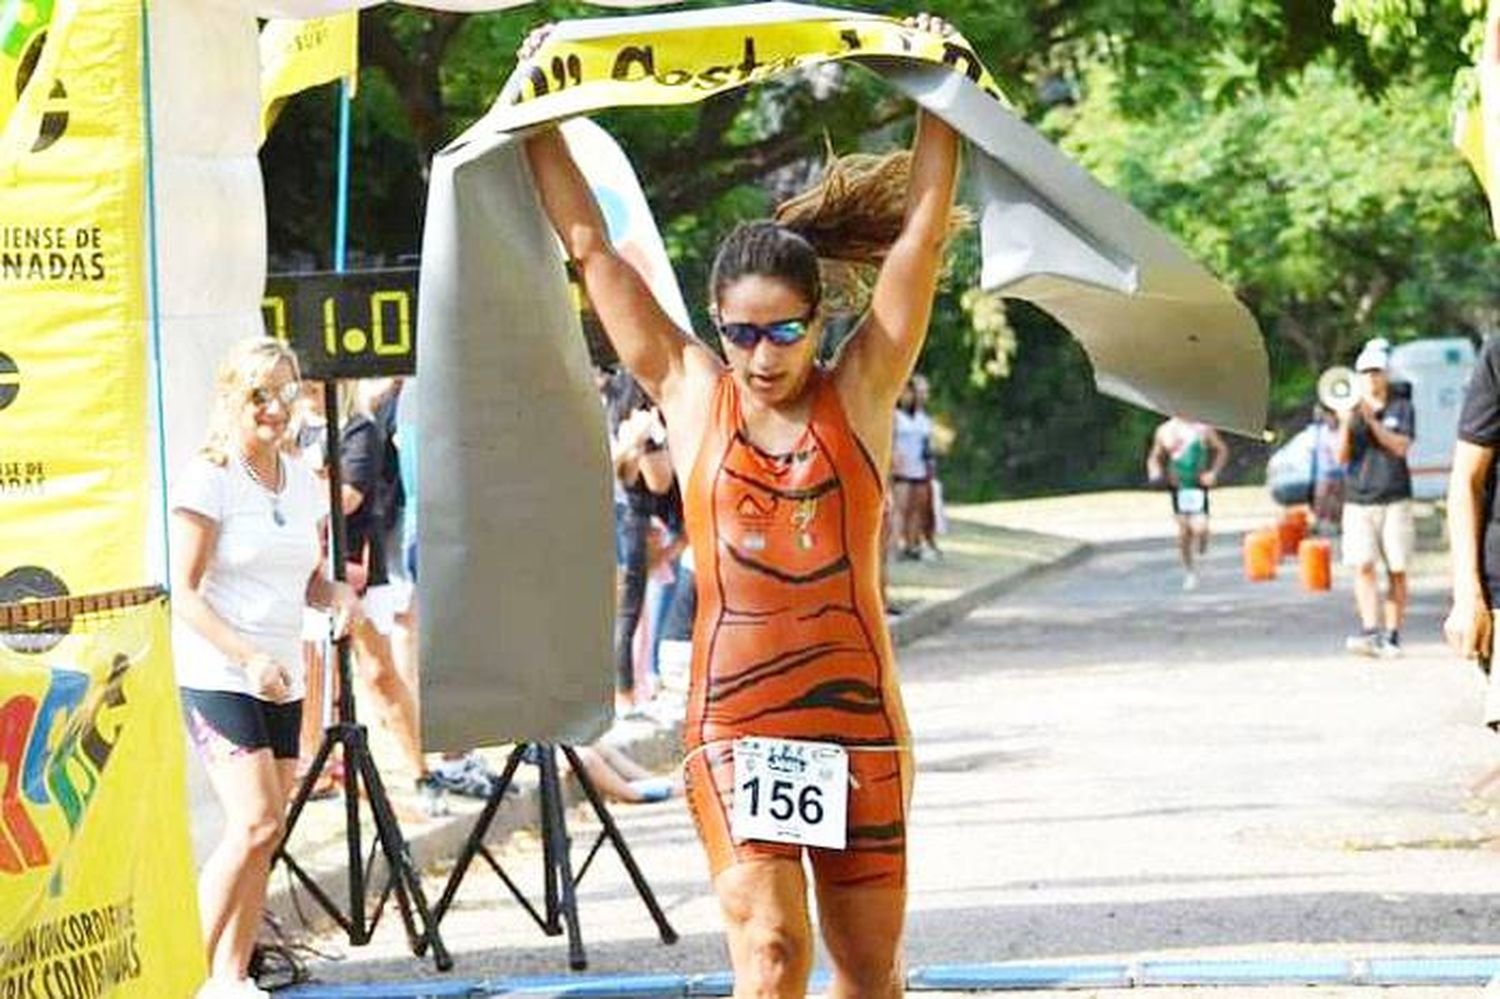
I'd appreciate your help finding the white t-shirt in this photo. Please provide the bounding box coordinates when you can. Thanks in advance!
[171,454,326,699]
[891,408,933,481]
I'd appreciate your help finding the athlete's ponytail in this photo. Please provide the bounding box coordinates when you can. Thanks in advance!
[708,149,961,315]
[775,150,915,267]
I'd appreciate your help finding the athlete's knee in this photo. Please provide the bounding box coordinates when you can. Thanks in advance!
[830,954,902,999]
[737,921,811,998]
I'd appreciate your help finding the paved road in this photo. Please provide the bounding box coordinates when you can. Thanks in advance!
[297,539,1500,991]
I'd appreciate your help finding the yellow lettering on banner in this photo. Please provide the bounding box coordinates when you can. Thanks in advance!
[0,598,205,998]
[0,0,149,604]
[510,16,1006,114]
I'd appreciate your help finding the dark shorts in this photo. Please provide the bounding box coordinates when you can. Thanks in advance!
[181,688,303,759]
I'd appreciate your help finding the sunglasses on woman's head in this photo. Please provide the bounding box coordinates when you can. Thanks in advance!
[715,316,813,350]
[248,382,301,408]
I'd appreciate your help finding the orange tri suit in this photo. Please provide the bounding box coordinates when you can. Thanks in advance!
[682,369,912,889]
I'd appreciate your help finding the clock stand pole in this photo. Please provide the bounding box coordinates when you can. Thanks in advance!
[273,379,452,971]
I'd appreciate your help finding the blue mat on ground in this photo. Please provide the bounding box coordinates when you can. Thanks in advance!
[496,974,690,998]
[907,962,1131,990]
[1135,958,1351,986]
[278,954,1500,996]
[1366,955,1500,985]
[279,982,489,998]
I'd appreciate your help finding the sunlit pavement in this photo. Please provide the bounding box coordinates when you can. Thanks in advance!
[283,494,1500,996]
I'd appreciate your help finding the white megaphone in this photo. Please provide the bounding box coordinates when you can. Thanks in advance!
[1317,365,1360,413]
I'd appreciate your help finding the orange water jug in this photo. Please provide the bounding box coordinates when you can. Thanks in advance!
[1277,510,1308,560]
[1243,528,1279,581]
[1298,537,1332,592]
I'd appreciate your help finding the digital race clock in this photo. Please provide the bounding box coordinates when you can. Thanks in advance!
[262,268,418,379]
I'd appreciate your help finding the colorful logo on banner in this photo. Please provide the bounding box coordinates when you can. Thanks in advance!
[0,0,150,609]
[0,596,205,999]
[505,13,1005,124]
[0,0,54,134]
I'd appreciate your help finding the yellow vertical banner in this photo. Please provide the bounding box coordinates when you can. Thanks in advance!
[0,594,205,998]
[0,0,150,606]
[259,12,358,142]
[1476,0,1500,237]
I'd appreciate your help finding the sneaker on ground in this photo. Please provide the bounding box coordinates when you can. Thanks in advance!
[429,754,499,799]
[1344,631,1380,657]
[235,980,270,999]
[1376,634,1403,659]
[196,978,266,999]
[414,773,451,817]
[1182,570,1198,592]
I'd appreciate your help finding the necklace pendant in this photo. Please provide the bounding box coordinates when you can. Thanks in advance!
[797,531,814,550]
[272,505,286,527]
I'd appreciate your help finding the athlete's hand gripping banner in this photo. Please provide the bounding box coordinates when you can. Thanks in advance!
[0,594,205,999]
[495,6,1005,126]
[0,0,150,607]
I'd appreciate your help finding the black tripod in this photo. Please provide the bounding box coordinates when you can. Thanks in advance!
[275,379,452,970]
[422,742,677,970]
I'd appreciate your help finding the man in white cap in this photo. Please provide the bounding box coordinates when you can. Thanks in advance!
[1339,337,1415,657]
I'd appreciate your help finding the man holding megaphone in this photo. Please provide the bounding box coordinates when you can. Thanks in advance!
[1338,337,1415,658]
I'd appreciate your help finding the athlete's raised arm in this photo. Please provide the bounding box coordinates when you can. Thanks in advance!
[836,23,961,412]
[525,126,712,407]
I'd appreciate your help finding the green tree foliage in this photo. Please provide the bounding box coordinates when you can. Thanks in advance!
[260,0,1498,497]
[1058,61,1500,421]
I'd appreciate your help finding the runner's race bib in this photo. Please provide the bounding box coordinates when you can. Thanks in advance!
[1175,487,1207,515]
[732,737,849,849]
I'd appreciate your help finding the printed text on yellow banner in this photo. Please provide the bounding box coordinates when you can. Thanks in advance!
[259,13,358,142]
[504,14,1005,128]
[0,596,205,999]
[0,0,149,604]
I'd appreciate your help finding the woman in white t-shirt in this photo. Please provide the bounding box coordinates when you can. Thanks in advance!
[171,337,359,999]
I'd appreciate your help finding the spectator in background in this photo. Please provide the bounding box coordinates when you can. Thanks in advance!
[911,373,943,558]
[171,337,360,999]
[571,742,681,804]
[338,382,438,808]
[1147,413,1229,591]
[605,371,673,714]
[286,379,339,799]
[891,377,935,560]
[1339,338,1415,658]
[1311,404,1346,534]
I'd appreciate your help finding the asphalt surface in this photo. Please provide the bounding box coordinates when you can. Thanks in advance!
[292,537,1500,993]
